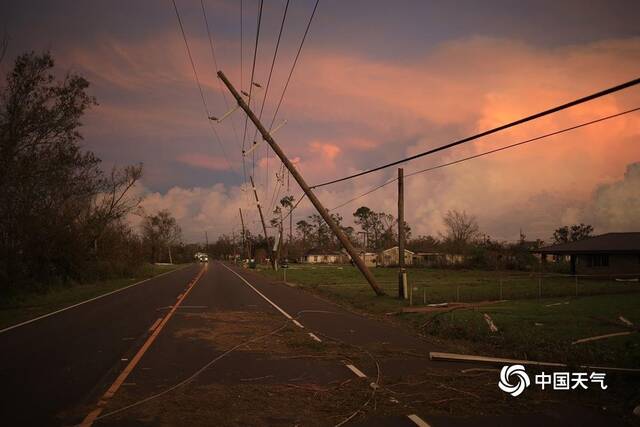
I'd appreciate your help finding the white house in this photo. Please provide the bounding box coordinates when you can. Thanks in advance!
[303,249,347,264]
[378,246,415,267]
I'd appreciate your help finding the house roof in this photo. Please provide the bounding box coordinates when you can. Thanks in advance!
[305,249,343,256]
[534,232,640,254]
[382,246,415,255]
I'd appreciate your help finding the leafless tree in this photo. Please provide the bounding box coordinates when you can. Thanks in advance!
[442,210,480,245]
[141,210,182,264]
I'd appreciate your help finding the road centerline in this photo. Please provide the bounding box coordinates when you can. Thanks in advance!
[79,265,206,427]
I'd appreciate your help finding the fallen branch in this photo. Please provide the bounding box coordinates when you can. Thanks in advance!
[483,313,498,332]
[239,375,274,382]
[438,383,481,400]
[619,316,634,327]
[429,351,640,374]
[571,331,635,345]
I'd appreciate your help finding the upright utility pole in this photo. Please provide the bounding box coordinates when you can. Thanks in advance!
[398,168,407,299]
[232,230,236,261]
[239,207,246,260]
[250,175,275,269]
[205,231,209,253]
[289,202,293,245]
[218,71,384,296]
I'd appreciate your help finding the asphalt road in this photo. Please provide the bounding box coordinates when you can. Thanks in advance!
[0,264,201,426]
[0,261,628,426]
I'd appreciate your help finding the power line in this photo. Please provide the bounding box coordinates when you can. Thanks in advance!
[241,0,264,181]
[200,0,241,151]
[252,0,290,202]
[171,0,238,177]
[312,77,640,189]
[267,0,320,130]
[328,106,640,212]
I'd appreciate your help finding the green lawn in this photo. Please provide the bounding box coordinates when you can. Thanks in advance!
[0,263,187,330]
[257,264,640,367]
[265,264,640,303]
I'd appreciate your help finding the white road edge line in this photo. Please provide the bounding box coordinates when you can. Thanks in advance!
[292,319,305,329]
[308,332,322,342]
[0,264,192,334]
[219,262,295,321]
[407,414,431,427]
[345,363,367,378]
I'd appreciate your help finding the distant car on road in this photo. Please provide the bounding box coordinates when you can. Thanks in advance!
[194,252,209,263]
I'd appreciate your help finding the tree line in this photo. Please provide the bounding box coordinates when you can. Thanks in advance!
[0,52,186,294]
[209,198,595,272]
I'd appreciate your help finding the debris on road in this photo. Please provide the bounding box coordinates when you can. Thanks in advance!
[571,331,635,345]
[429,352,640,373]
[483,313,498,332]
[618,316,634,327]
[544,301,570,307]
[402,300,504,314]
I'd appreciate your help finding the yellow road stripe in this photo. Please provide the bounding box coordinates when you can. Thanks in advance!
[79,266,206,427]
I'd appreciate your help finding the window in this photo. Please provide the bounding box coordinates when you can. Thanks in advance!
[586,254,609,267]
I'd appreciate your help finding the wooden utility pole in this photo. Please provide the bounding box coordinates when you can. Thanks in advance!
[232,230,236,261]
[250,175,275,269]
[239,207,246,260]
[289,202,293,245]
[398,168,407,299]
[218,71,385,296]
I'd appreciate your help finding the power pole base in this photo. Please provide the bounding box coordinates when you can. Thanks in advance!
[399,269,408,300]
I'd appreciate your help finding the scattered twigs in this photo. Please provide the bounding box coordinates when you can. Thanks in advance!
[438,383,481,400]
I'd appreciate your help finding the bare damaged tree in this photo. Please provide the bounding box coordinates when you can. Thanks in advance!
[441,210,480,251]
[87,163,143,254]
[141,210,182,264]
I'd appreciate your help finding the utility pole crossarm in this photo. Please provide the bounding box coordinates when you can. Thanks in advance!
[218,70,385,296]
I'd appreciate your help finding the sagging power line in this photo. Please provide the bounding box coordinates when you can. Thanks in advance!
[171,0,239,178]
[311,77,640,189]
[328,106,640,212]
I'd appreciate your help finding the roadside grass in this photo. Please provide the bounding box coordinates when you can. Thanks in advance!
[262,264,640,303]
[255,264,640,367]
[0,263,186,330]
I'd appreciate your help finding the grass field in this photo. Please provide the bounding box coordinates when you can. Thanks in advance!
[256,264,640,368]
[0,263,186,330]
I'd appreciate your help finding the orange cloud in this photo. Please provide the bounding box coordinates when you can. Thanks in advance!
[310,141,341,160]
[69,32,640,241]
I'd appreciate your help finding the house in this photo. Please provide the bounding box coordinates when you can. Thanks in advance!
[340,248,378,267]
[378,246,415,267]
[533,232,640,275]
[413,252,467,267]
[361,252,378,267]
[303,249,347,264]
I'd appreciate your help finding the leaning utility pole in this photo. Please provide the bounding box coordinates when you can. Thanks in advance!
[398,168,407,299]
[239,207,246,260]
[218,70,384,295]
[250,175,275,269]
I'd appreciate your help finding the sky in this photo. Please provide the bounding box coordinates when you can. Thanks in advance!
[2,0,639,243]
